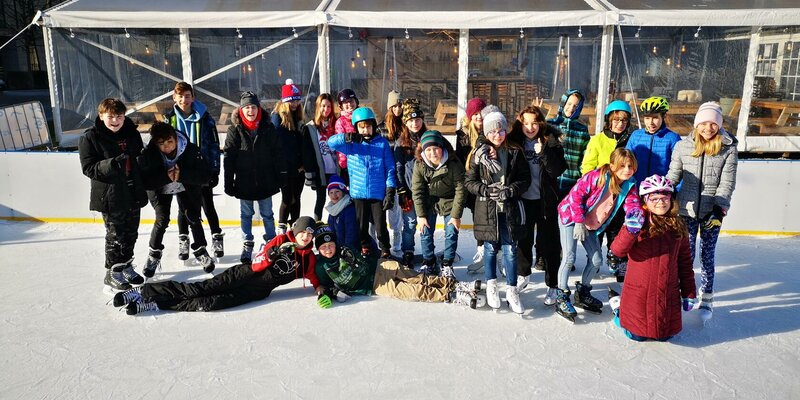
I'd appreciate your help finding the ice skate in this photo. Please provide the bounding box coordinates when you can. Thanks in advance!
[440,259,456,279]
[112,286,143,307]
[451,287,485,309]
[211,233,224,258]
[401,251,416,269]
[555,289,577,322]
[143,248,162,278]
[574,281,603,314]
[544,287,558,306]
[615,260,628,283]
[698,293,713,323]
[468,247,485,274]
[506,285,525,315]
[455,279,481,293]
[486,279,501,311]
[104,264,132,293]
[276,223,289,235]
[534,256,546,271]
[240,240,255,264]
[126,300,160,315]
[517,274,530,291]
[194,246,216,273]
[121,259,144,285]
[178,234,190,261]
[607,252,623,277]
[608,287,621,316]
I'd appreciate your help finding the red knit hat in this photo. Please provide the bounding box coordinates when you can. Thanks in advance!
[281,79,302,102]
[466,97,487,119]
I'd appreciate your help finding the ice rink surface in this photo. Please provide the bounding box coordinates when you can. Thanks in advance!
[1,221,798,399]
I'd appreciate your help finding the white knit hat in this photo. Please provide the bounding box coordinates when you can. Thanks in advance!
[482,111,508,133]
[694,101,723,128]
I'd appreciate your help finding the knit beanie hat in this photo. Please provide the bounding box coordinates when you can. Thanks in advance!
[240,91,260,108]
[326,175,348,194]
[420,130,445,150]
[482,110,508,133]
[337,88,359,105]
[314,224,337,249]
[480,104,501,118]
[292,216,317,236]
[281,79,302,102]
[466,97,487,119]
[402,99,424,123]
[694,101,723,128]
[387,90,401,109]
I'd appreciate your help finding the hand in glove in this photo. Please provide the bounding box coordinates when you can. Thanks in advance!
[573,222,588,242]
[624,208,645,234]
[472,145,502,174]
[383,187,396,211]
[304,172,319,190]
[345,132,363,144]
[317,292,333,309]
[702,205,725,230]
[487,182,512,203]
[397,187,413,212]
[114,152,129,169]
[268,241,298,262]
[340,246,357,265]
[682,297,697,311]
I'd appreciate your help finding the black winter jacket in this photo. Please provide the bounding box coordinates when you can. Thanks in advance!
[79,117,148,213]
[511,124,568,216]
[224,110,288,200]
[138,138,211,192]
[271,113,304,176]
[464,138,532,242]
[164,105,221,176]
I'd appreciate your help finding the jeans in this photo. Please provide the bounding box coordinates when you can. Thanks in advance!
[419,209,459,262]
[240,197,276,241]
[483,213,517,286]
[557,222,603,290]
[400,207,417,253]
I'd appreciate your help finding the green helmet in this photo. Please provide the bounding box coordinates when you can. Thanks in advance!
[639,96,670,114]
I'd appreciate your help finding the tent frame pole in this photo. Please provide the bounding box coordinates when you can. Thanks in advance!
[317,24,330,94]
[456,28,469,132]
[737,27,761,152]
[596,25,614,133]
[42,26,63,146]
[179,28,193,84]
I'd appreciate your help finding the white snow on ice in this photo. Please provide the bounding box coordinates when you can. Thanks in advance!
[1,221,798,399]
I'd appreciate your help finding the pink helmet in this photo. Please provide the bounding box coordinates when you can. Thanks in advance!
[639,174,674,197]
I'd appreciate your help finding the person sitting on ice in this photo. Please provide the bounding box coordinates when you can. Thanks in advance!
[312,225,485,309]
[111,217,324,314]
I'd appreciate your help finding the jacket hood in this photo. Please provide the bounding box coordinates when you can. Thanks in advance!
[172,99,207,122]
[231,106,267,127]
[421,148,449,169]
[557,89,585,120]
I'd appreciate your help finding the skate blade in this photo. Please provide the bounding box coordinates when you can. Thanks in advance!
[577,305,603,314]
[102,286,127,296]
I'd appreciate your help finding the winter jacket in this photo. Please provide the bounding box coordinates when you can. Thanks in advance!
[394,131,422,191]
[335,113,354,169]
[611,226,696,339]
[223,110,287,200]
[666,129,738,219]
[138,133,211,192]
[250,231,319,288]
[515,124,568,216]
[326,195,359,251]
[164,100,221,177]
[464,139,532,242]
[411,149,467,219]
[78,116,148,213]
[625,124,681,184]
[581,128,631,175]
[328,133,397,200]
[455,128,474,167]
[301,120,337,188]
[271,113,304,175]
[557,168,642,234]
[315,252,376,296]
[547,89,590,194]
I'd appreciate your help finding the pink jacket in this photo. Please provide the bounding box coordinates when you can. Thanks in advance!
[335,111,355,169]
[557,168,641,233]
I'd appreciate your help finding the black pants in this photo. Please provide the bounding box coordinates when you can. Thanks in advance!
[516,198,561,288]
[178,185,221,236]
[353,198,390,252]
[148,190,206,251]
[279,173,305,225]
[141,264,280,312]
[102,208,141,269]
[313,173,335,221]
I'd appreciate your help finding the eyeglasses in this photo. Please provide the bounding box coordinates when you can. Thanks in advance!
[646,195,671,204]
[486,129,507,137]
[611,118,629,124]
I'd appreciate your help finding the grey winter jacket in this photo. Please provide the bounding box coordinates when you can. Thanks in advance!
[666,129,738,219]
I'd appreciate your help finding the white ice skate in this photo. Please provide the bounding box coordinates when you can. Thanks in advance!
[506,285,525,316]
[486,279,501,311]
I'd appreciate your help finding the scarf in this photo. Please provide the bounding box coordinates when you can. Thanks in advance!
[325,194,353,217]
[239,108,262,132]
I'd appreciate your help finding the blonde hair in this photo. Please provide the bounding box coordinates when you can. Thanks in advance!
[273,101,305,131]
[313,93,336,129]
[596,148,638,195]
[691,129,722,157]
[461,115,482,150]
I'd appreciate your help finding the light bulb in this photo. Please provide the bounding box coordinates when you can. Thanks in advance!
[145,45,150,54]
[293,28,298,38]
[278,64,283,77]
[356,48,361,58]
[519,28,525,39]
[666,58,671,66]
[247,64,253,72]
[453,45,458,54]
[681,44,686,53]
[124,28,130,39]
[69,29,75,38]
[237,28,243,39]
[578,26,583,38]
[351,58,356,69]
[635,26,641,38]
[694,26,701,38]
[348,28,353,39]
[405,28,410,40]
[164,58,169,66]
[261,53,265,60]
[362,59,367,67]
[652,46,657,54]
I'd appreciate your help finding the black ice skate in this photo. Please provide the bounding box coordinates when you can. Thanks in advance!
[104,264,132,292]
[113,286,143,307]
[143,248,162,278]
[126,300,159,315]
[419,258,438,276]
[121,259,144,285]
[211,233,224,258]
[401,251,416,269]
[555,289,577,322]
[194,246,216,273]
[574,281,603,314]
[178,234,190,261]
[240,241,255,264]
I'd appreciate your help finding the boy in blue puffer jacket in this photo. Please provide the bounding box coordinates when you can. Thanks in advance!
[547,89,590,198]
[625,96,681,184]
[328,107,396,258]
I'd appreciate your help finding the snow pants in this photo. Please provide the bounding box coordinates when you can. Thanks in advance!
[685,216,721,294]
[178,184,221,236]
[102,208,140,269]
[279,173,304,226]
[147,189,207,251]
[516,198,561,288]
[141,264,280,312]
[373,259,455,302]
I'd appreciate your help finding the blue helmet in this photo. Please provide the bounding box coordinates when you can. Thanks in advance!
[605,100,632,118]
[351,107,377,126]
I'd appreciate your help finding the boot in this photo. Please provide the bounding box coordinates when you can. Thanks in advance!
[440,259,455,279]
[534,255,546,271]
[194,246,216,273]
[555,289,577,322]
[143,248,162,278]
[240,241,255,264]
[104,264,132,292]
[126,300,160,315]
[486,279,501,310]
[211,233,225,258]
[544,287,558,306]
[120,259,144,285]
[113,287,143,307]
[420,258,438,276]
[178,234,190,261]
[401,251,416,269]
[698,292,714,322]
[574,281,603,314]
[506,285,525,315]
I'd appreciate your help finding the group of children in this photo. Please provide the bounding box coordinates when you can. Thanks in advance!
[81,83,737,342]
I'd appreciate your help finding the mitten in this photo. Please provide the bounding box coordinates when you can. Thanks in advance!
[278,242,298,256]
[624,208,645,234]
[383,187,396,211]
[114,152,129,169]
[397,187,412,212]
[473,145,502,174]
[682,297,697,311]
[573,222,587,241]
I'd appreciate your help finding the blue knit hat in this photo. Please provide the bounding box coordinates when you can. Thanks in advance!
[326,175,348,194]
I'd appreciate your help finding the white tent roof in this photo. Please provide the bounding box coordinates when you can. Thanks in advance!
[42,0,800,29]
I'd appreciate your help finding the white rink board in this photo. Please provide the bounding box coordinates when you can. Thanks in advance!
[0,151,798,233]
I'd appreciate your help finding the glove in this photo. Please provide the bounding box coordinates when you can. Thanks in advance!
[573,222,587,241]
[317,293,333,309]
[397,187,413,212]
[340,246,357,265]
[473,145,502,174]
[304,172,319,190]
[682,297,697,311]
[624,208,645,234]
[703,205,725,230]
[208,175,219,188]
[383,187,396,211]
[267,242,298,262]
[114,152,129,169]
[345,132,362,144]
[487,182,512,203]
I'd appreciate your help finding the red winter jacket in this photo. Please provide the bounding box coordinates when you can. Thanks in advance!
[611,225,696,339]
[250,232,319,288]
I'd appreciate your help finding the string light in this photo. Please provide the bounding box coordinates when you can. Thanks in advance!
[519,28,525,39]
[348,27,353,39]
[453,45,458,54]
[362,59,367,67]
[292,28,298,38]
[277,64,283,77]
[666,58,671,66]
[652,46,657,54]
[578,26,583,38]
[164,58,169,66]
[694,26,701,38]
[145,45,150,54]
[351,58,356,69]
[69,29,75,38]
[356,48,361,58]
[405,28,410,40]
[681,44,686,53]
[124,28,130,39]
[261,53,266,60]
[634,26,641,38]
[247,64,252,72]
[237,28,243,39]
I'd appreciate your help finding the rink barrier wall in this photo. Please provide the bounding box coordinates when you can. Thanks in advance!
[0,152,798,235]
